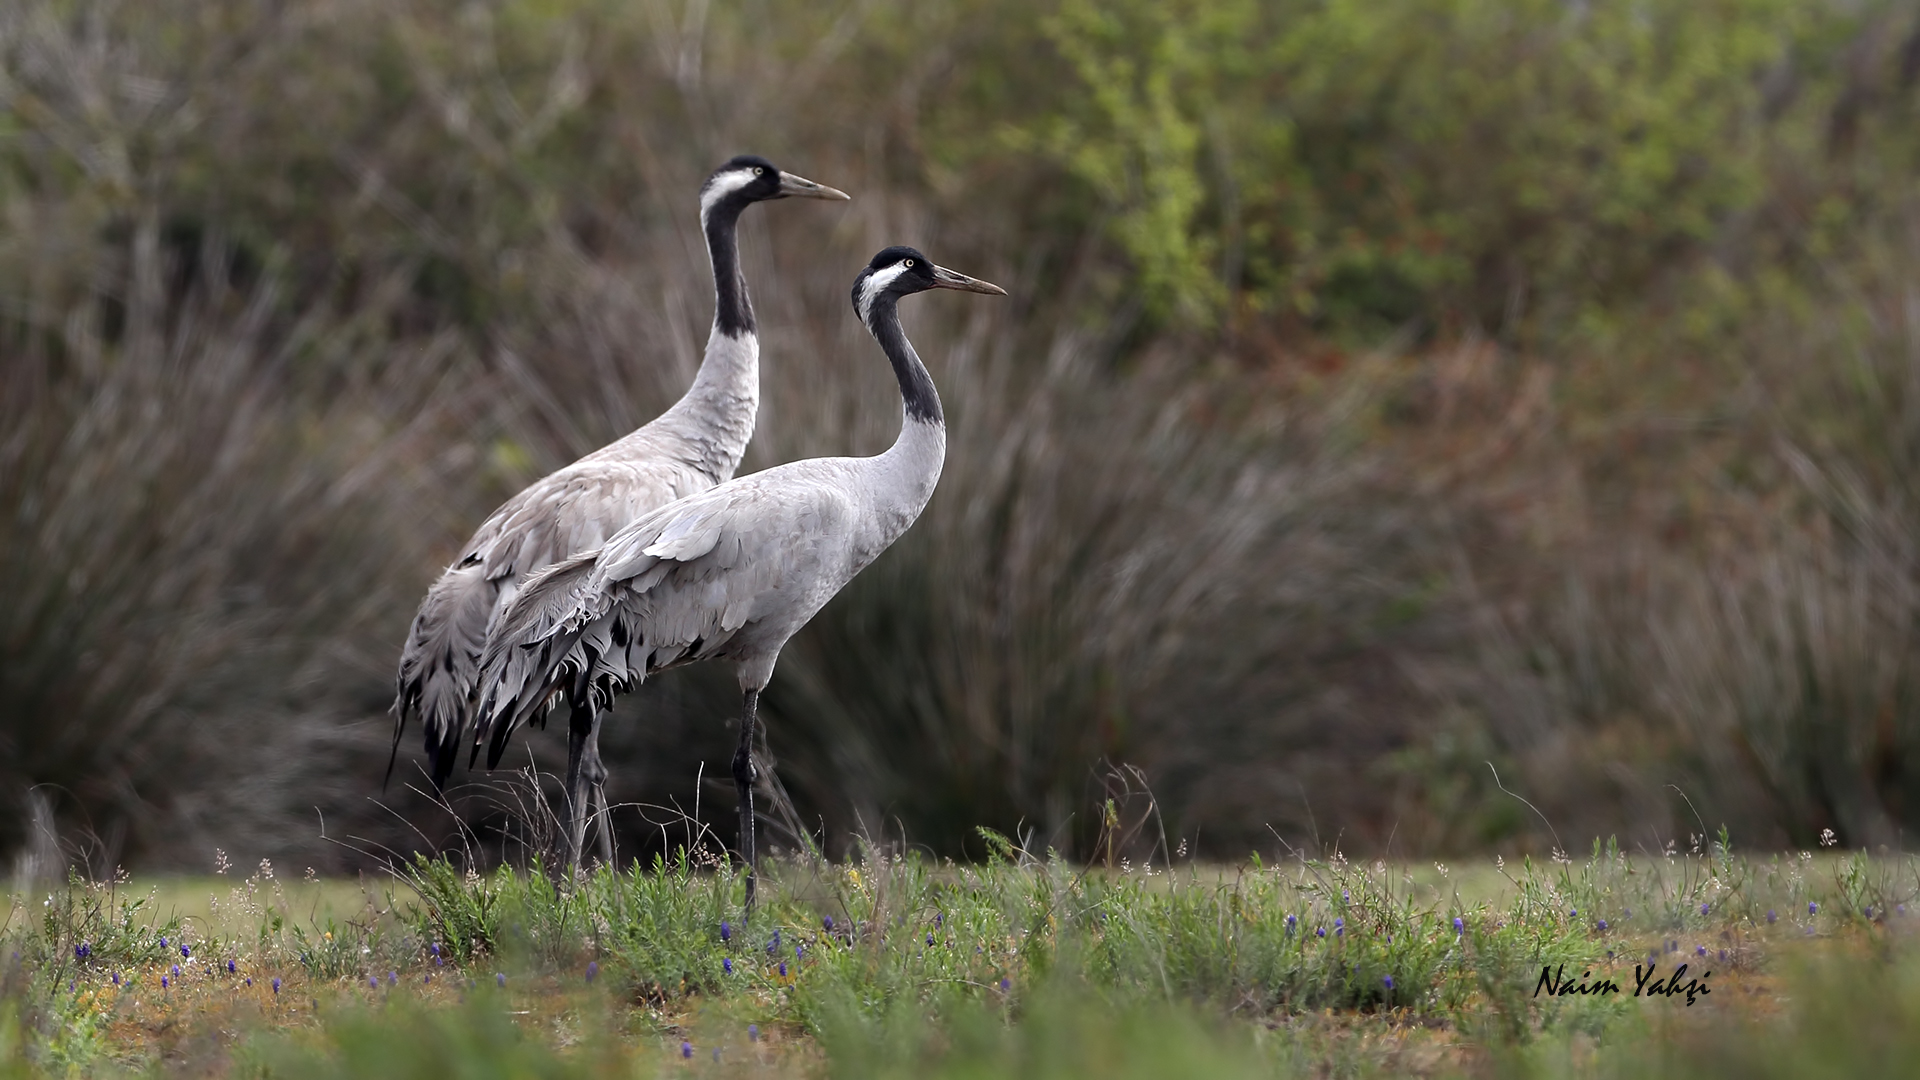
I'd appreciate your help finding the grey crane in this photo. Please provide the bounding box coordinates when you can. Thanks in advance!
[470,247,1004,914]
[389,155,848,870]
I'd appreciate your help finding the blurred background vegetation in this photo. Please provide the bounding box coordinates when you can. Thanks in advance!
[8,0,1920,873]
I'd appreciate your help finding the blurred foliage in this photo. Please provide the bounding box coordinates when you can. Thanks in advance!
[1018,0,1920,338]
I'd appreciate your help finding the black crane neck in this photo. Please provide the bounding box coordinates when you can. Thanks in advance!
[866,295,943,426]
[705,199,755,338]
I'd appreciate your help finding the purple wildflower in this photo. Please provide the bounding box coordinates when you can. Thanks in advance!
[245,977,252,987]
[182,943,191,958]
[1383,975,1395,990]
[778,961,787,978]
[749,1024,760,1042]
[935,912,944,929]
[172,965,180,978]
[823,915,834,932]
[159,937,167,949]
[1597,919,1608,931]
[497,972,506,987]
[681,1041,692,1059]
[723,958,733,974]
[370,976,380,990]
[1767,910,1777,924]
[1719,949,1728,963]
[1000,977,1011,992]
[927,932,936,946]
[586,961,598,983]
[74,942,90,961]
[272,977,281,994]
[720,921,731,943]
[112,972,120,986]
[1334,917,1344,937]
[228,959,236,974]
[1286,914,1297,933]
[389,971,398,986]
[1453,917,1464,935]
[1699,903,1709,916]
[1569,908,1577,917]
[1316,927,1326,938]
[1696,945,1706,957]
[1810,902,1819,915]
[430,942,441,956]
[161,976,169,989]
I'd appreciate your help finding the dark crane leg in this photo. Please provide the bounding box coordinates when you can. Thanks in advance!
[732,688,760,922]
[586,705,614,866]
[563,675,604,876]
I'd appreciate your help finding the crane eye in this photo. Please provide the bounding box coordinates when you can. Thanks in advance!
[903,258,915,267]
[753,167,765,175]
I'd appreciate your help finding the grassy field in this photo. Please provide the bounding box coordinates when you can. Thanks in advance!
[5,836,1919,1077]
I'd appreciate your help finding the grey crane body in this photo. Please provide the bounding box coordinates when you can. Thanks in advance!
[390,156,847,870]
[473,248,1004,915]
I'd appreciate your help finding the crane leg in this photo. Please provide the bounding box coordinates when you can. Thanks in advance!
[587,705,614,867]
[563,680,599,877]
[732,688,761,922]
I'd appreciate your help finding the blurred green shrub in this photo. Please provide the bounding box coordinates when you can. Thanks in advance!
[1019,0,1897,337]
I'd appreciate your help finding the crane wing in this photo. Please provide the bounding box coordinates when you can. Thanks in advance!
[473,469,855,768]
[391,456,709,788]
[472,460,697,584]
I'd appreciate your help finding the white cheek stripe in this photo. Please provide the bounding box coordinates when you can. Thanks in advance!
[699,169,758,225]
[858,263,911,325]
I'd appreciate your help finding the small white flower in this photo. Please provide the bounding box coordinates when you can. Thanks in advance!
[1819,828,1837,848]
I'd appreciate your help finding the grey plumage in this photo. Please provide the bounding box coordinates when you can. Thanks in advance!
[472,246,1004,915]
[391,385,746,777]
[389,157,847,869]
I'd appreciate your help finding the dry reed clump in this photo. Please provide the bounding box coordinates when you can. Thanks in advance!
[1375,229,1920,853]
[0,222,482,868]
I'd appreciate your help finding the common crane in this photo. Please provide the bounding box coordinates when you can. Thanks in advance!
[471,247,1004,914]
[390,156,849,870]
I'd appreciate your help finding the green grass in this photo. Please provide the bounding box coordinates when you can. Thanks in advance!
[3,835,1916,1076]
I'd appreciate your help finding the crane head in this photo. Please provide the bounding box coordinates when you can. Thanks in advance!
[853,246,1005,326]
[701,155,849,225]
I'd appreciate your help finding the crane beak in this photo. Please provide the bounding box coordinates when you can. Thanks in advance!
[776,171,851,201]
[930,264,1007,296]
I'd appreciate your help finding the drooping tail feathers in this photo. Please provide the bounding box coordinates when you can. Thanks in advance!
[471,550,603,770]
[391,561,498,790]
